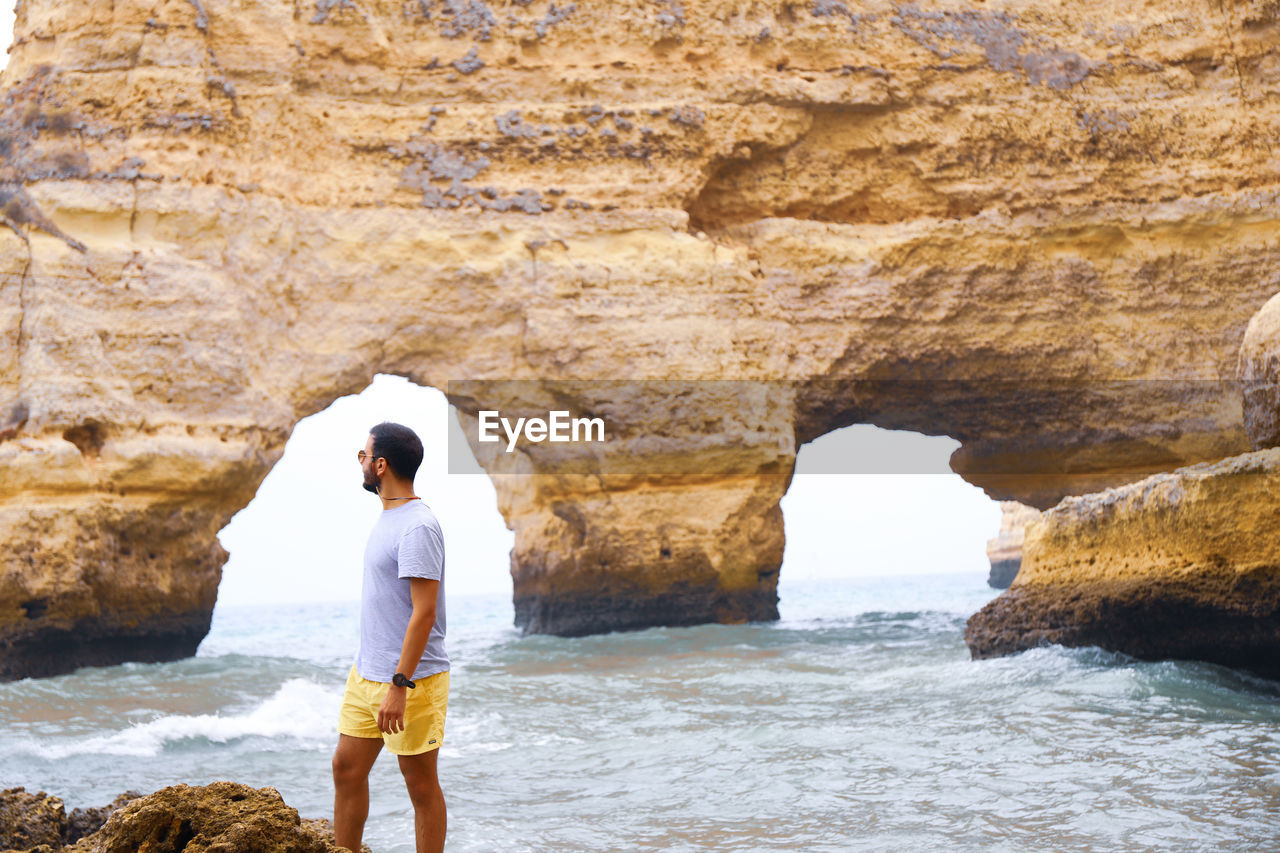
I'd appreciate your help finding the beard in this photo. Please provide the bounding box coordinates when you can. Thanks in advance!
[362,468,381,495]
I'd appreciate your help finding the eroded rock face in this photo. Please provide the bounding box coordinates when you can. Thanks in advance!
[2,0,1279,674]
[966,447,1280,677]
[505,473,787,635]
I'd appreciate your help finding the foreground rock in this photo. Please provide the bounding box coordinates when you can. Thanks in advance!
[0,782,364,853]
[1,788,143,851]
[66,792,148,846]
[966,447,1280,678]
[3,0,1278,673]
[0,788,68,851]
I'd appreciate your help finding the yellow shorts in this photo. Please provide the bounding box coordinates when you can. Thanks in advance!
[337,664,449,756]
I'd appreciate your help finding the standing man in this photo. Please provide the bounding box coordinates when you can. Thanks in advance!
[333,421,449,853]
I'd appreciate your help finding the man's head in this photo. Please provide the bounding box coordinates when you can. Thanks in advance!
[361,421,424,495]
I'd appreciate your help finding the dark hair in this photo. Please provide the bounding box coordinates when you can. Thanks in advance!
[369,422,424,481]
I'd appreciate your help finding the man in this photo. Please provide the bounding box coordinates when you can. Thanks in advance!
[332,421,449,853]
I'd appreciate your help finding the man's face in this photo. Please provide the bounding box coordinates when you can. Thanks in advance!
[361,434,382,495]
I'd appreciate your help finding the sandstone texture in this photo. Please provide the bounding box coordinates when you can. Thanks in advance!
[2,0,1280,673]
[967,447,1280,677]
[0,787,67,851]
[984,500,1041,589]
[0,783,364,853]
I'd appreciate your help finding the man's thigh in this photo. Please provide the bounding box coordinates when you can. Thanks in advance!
[397,743,439,789]
[333,733,384,778]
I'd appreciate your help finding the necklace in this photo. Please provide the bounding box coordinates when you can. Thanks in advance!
[384,496,419,501]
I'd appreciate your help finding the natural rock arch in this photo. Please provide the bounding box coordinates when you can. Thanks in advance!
[2,0,1278,678]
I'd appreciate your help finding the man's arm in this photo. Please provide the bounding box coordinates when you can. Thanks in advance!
[378,577,439,735]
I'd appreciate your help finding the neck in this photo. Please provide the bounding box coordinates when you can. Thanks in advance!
[377,481,418,510]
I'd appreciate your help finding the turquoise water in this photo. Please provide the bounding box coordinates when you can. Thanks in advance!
[3,573,1279,852]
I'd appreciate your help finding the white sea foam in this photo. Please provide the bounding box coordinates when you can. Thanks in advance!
[15,679,342,759]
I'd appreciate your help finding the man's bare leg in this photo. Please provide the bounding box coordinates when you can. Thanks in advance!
[333,734,385,852]
[398,747,446,853]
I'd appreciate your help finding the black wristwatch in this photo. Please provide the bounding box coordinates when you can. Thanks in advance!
[392,672,416,689]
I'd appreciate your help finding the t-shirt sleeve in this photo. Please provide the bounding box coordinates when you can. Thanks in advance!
[397,521,444,581]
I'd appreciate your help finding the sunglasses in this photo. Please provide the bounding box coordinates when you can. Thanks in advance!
[357,450,383,463]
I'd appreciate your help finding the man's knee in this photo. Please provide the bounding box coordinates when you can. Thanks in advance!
[403,776,442,808]
[403,774,441,806]
[332,753,367,787]
[332,753,363,783]
[398,750,442,804]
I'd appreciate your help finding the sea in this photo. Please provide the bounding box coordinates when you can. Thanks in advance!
[2,572,1279,853]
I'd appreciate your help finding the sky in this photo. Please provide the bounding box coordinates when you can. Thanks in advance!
[0,6,1003,605]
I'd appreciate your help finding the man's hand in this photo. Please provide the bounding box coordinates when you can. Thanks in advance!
[378,685,408,734]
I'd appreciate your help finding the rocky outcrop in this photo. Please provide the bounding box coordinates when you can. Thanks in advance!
[966,447,1280,677]
[0,788,142,851]
[0,783,364,853]
[985,501,1042,589]
[968,280,1280,670]
[0,788,67,851]
[3,0,1280,672]
[63,792,145,846]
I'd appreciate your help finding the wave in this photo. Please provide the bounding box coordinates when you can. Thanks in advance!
[11,679,342,760]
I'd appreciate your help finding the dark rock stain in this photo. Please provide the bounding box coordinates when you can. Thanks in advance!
[810,0,877,31]
[889,2,1100,89]
[452,45,485,74]
[311,0,358,24]
[184,0,209,31]
[655,0,685,28]
[496,109,539,138]
[392,136,547,214]
[535,2,576,38]
[668,105,705,128]
[439,0,497,40]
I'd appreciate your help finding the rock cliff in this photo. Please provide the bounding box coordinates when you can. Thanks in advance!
[984,500,1041,589]
[2,0,1279,676]
[966,446,1280,677]
[966,285,1280,672]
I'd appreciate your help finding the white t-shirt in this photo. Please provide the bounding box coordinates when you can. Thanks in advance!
[355,500,448,682]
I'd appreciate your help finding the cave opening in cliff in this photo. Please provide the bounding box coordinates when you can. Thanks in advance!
[778,424,1002,603]
[215,374,514,608]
